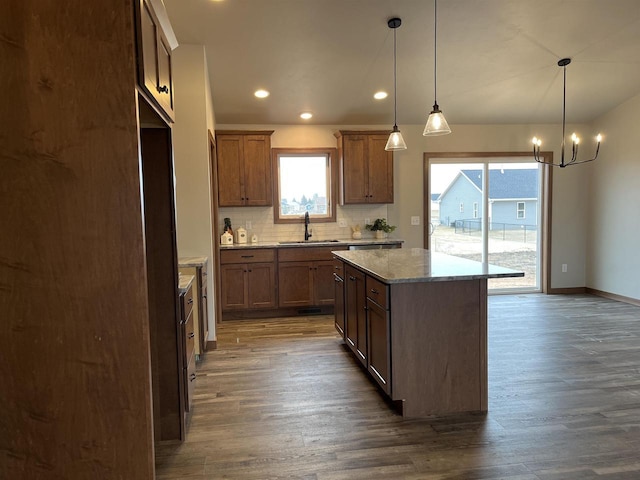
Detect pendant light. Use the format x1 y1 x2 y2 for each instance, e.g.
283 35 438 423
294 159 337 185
423 0 451 136
385 17 407 151
532 58 602 168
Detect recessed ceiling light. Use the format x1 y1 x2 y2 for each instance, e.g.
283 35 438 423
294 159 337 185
300 112 313 120
374 91 388 100
254 89 269 98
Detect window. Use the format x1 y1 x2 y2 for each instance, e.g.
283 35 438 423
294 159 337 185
517 201 525 219
272 148 337 223
459 202 464 213
473 202 479 219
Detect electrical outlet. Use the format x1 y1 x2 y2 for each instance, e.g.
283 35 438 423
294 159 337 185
364 218 371 226
246 221 252 230
562 264 568 273
411 216 420 226
338 219 347 227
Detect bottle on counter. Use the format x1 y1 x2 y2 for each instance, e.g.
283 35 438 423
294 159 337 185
223 217 233 237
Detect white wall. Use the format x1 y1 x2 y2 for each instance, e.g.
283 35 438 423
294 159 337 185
173 44 216 339
220 123 590 289
587 93 640 300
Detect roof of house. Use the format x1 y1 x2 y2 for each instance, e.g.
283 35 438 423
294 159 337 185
450 169 538 200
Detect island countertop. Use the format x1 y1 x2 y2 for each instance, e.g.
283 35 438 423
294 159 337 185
333 249 523 284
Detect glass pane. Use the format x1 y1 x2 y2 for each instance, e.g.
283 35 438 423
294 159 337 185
278 154 329 217
487 163 540 291
430 163 484 261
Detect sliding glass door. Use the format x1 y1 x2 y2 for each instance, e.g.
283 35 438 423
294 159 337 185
427 155 546 293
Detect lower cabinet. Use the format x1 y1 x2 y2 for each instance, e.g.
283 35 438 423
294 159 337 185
278 247 347 307
178 259 209 360
366 297 390 394
180 280 196 413
220 248 276 311
333 258 345 336
345 265 367 366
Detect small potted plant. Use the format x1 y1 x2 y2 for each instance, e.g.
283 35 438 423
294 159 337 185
365 218 396 239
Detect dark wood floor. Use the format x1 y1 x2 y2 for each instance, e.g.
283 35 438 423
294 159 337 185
155 294 640 479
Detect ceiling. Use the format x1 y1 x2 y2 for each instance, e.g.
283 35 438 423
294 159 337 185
164 0 640 126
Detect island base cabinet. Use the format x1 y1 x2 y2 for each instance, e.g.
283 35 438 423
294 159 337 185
366 298 390 395
390 279 487 417
345 265 366 365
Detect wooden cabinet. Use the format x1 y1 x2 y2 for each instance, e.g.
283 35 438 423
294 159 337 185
179 258 209 360
333 259 346 336
220 248 276 310
215 131 274 206
134 0 178 121
366 277 391 395
278 247 347 307
345 265 367 365
179 280 196 413
335 131 394 204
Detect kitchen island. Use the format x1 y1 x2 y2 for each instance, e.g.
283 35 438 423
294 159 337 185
332 249 523 417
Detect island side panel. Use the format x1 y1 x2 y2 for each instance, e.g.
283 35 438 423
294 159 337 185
390 279 487 417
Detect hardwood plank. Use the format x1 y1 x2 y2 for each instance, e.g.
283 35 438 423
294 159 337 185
155 294 640 479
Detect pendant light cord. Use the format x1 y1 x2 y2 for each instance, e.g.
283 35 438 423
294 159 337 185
433 0 438 105
393 25 398 127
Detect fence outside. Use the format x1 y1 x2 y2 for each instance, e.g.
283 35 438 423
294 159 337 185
453 219 537 244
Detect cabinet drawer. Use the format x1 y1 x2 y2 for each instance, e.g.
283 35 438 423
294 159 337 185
333 258 345 278
181 284 194 319
278 246 347 262
366 276 389 310
184 354 196 412
183 310 195 365
221 248 275 264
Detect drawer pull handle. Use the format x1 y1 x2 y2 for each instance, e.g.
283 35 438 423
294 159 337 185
241 255 254 258
189 373 196 381
157 85 169 94
349 276 356 281
188 332 195 339
370 289 379 294
188 298 193 304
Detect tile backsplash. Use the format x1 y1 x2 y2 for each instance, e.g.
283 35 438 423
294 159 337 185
219 205 389 243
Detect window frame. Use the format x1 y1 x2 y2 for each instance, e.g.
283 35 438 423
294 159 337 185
271 147 338 224
516 201 526 219
459 202 464 213
473 202 479 219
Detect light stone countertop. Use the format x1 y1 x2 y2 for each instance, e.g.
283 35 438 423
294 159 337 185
219 238 403 249
178 274 194 294
178 256 208 267
333 249 524 284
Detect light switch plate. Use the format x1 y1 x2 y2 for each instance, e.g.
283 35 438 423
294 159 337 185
246 221 252 230
338 219 347 227
364 218 371 226
411 216 420 226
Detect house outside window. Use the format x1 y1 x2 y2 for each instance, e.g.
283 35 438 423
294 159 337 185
459 202 464 213
517 201 525 219
473 202 478 219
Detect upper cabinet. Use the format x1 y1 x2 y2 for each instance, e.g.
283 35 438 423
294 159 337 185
216 131 274 207
134 0 178 121
335 131 394 204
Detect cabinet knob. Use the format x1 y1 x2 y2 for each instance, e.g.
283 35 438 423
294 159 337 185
157 85 169 94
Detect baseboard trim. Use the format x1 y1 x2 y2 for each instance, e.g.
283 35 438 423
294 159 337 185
547 287 586 295
585 288 640 307
205 340 217 351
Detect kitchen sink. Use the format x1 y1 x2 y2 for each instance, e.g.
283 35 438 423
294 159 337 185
278 239 341 244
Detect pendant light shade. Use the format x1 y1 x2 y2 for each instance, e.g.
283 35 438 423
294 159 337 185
385 125 407 151
385 17 407 152
423 0 451 136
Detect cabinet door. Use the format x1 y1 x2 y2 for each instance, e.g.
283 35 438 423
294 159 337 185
345 266 366 364
278 262 314 307
314 260 337 305
367 298 391 394
247 263 276 309
342 135 368 204
243 135 272 206
367 135 393 203
220 264 248 310
156 33 174 116
216 135 245 207
334 273 345 337
198 267 208 353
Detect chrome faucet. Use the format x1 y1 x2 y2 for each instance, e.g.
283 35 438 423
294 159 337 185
304 211 312 241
